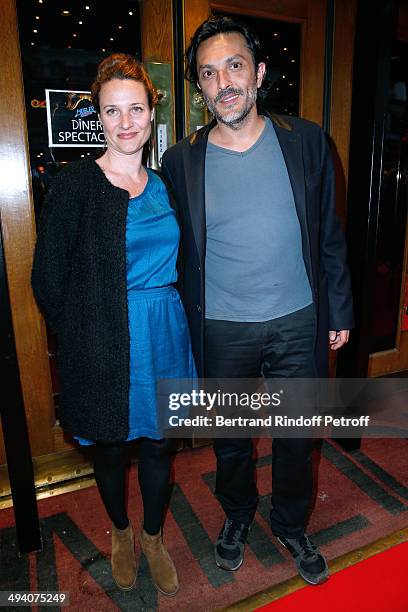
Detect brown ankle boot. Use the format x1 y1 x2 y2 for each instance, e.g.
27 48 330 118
111 522 137 590
139 528 179 596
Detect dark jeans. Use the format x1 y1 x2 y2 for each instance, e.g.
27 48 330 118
205 304 316 539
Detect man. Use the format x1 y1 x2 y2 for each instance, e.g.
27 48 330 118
162 16 353 585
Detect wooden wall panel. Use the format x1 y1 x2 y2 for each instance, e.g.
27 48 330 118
141 0 173 62
330 0 357 227
185 0 210 47
331 0 357 187
211 0 307 21
0 0 55 457
300 0 326 124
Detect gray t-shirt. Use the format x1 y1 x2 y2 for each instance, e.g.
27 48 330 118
204 117 312 321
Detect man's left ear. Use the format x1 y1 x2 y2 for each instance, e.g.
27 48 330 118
256 62 266 88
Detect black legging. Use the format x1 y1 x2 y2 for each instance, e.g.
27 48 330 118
93 438 174 535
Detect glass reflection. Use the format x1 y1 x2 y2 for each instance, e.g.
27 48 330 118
371 39 408 353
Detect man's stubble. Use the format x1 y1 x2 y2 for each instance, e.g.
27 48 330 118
202 83 258 131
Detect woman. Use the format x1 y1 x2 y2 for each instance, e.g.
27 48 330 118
32 54 196 596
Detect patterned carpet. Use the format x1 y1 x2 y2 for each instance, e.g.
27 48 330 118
1 438 408 611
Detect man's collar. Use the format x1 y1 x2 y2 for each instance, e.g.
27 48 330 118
188 109 293 147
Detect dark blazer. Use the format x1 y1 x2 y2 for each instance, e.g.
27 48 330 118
161 113 354 377
31 159 176 443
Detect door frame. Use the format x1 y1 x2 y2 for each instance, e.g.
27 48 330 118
0 0 55 463
368 2 408 377
0 0 358 489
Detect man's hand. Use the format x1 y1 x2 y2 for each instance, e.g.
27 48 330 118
329 330 350 350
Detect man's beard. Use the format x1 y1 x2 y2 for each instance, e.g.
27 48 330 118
203 85 258 130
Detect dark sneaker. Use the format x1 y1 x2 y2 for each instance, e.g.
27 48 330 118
214 519 249 571
277 534 329 585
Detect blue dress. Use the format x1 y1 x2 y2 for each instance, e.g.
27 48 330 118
76 169 196 444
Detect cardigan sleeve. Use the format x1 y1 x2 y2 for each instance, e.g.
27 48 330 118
31 166 83 332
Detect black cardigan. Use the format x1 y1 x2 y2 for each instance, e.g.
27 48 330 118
32 159 173 443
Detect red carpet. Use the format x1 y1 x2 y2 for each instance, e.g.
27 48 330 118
1 438 408 610
256 541 408 612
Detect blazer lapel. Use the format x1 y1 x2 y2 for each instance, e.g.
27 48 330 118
272 120 313 286
183 122 215 263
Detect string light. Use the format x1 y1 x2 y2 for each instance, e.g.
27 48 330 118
78 20 83 24
85 5 90 9
283 47 288 52
73 33 77 37
33 29 38 33
61 10 70 16
282 75 286 79
109 37 114 41
129 11 133 15
35 15 40 20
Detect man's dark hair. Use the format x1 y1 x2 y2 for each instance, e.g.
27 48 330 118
185 15 265 90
